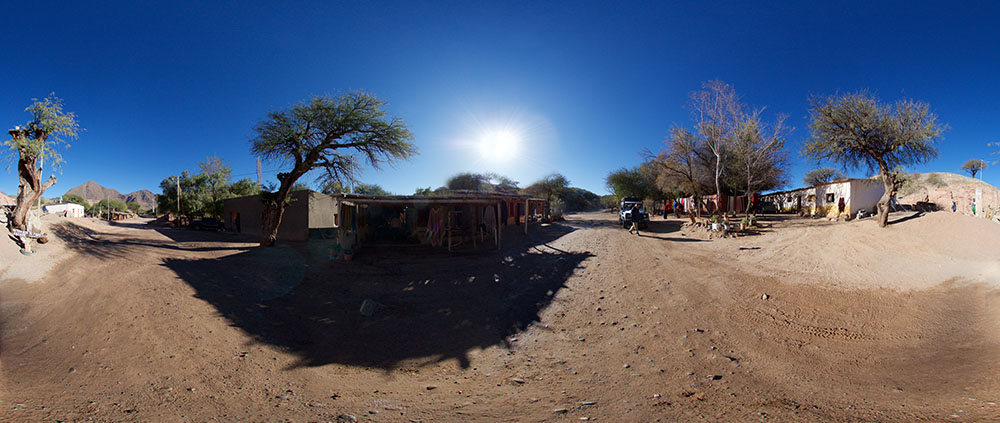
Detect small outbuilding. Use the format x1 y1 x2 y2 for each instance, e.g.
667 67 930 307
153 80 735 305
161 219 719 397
43 203 85 217
762 178 885 217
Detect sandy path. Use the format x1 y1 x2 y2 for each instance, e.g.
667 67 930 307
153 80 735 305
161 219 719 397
1 212 999 421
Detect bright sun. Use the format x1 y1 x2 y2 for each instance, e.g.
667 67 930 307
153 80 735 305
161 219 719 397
477 129 521 162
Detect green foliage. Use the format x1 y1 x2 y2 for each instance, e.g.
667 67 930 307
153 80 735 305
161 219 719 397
960 159 986 178
126 201 142 213
94 198 128 213
251 92 416 190
804 91 944 226
446 172 487 191
62 193 89 208
599 195 618 209
804 91 944 175
230 178 262 196
413 186 434 196
557 187 602 211
525 173 570 203
605 167 655 200
803 167 846 186
321 180 347 195
158 158 263 219
353 183 391 196
291 182 310 191
444 172 519 193
4 94 80 170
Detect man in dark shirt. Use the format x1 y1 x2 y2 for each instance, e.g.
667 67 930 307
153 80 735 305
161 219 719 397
628 203 641 236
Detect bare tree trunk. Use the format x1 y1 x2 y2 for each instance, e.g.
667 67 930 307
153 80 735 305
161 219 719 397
10 156 57 231
258 171 301 247
876 171 896 228
259 200 286 247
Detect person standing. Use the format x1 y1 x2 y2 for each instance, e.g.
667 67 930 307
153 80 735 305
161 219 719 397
838 197 846 218
628 203 641 236
663 202 669 219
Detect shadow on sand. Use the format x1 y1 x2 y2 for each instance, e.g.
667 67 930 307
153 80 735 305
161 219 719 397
162 223 592 370
51 221 250 261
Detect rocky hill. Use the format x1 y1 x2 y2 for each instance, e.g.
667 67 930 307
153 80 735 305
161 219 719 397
65 181 156 210
898 172 1000 216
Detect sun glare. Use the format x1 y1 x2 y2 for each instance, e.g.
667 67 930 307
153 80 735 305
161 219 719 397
477 128 521 162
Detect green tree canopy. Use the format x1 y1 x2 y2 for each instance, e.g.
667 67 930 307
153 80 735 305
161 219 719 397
5 94 81 231
353 183 391 196
960 159 986 178
803 167 847 186
250 91 415 246
605 167 655 201
525 173 570 203
62 193 90 208
804 91 945 227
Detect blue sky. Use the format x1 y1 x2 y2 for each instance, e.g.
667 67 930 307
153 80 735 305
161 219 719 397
2 1 999 198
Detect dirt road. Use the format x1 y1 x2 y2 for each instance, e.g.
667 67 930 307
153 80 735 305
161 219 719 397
2 212 998 421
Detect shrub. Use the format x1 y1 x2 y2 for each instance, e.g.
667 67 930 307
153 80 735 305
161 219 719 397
925 173 946 187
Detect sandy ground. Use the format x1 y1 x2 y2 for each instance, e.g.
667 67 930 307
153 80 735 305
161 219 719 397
2 211 999 422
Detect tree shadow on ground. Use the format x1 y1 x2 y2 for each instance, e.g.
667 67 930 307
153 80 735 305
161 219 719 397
888 211 925 225
162 223 591 370
51 221 251 261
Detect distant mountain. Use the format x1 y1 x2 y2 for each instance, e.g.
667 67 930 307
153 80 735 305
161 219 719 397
124 190 157 209
64 181 156 210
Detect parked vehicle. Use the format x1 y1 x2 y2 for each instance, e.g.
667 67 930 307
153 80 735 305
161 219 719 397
618 197 649 229
191 217 224 231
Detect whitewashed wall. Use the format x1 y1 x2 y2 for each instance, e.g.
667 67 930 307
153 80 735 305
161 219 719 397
849 179 885 213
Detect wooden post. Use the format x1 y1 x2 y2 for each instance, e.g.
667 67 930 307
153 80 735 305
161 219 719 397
524 198 529 234
497 201 502 249
447 211 452 252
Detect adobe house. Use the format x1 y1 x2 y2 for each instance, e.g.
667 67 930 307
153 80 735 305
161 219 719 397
223 190 548 252
762 178 885 217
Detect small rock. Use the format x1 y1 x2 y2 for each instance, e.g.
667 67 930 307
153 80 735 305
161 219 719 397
581 401 596 406
554 408 568 414
68 367 76 373
707 375 723 380
511 378 525 384
577 337 586 342
426 385 437 390
761 294 769 300
653 394 661 399
623 364 630 369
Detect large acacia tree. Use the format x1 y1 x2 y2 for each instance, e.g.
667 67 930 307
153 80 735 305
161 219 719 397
804 92 944 227
4 95 79 231
251 92 415 246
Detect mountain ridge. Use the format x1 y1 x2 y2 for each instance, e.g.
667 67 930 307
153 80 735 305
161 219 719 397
64 181 156 210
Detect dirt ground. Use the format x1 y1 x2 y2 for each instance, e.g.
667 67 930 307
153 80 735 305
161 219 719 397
2 211 999 422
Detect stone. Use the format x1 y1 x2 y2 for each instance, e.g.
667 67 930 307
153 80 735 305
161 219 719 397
761 294 769 300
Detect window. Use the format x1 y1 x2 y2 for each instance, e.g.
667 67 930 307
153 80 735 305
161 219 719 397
807 194 815 202
826 193 835 202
